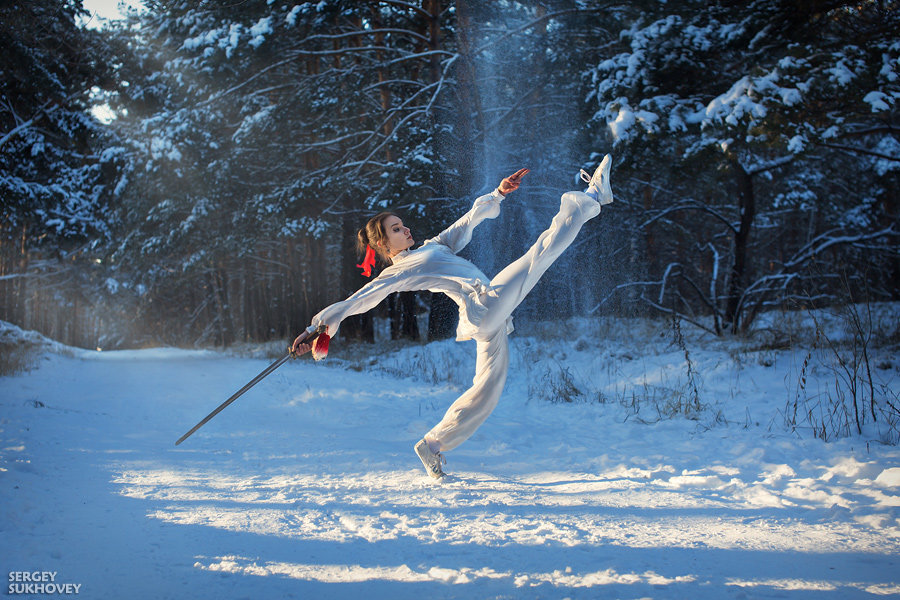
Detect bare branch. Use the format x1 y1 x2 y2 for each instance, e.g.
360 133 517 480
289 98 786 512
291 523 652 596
424 54 457 115
638 202 738 234
0 98 58 150
200 55 297 107
295 28 431 46
384 49 457 67
784 226 898 270
840 125 900 137
473 5 617 56
351 108 427 175
637 295 719 335
816 141 900 162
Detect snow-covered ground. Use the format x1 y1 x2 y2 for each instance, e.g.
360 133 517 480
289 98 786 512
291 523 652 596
1 315 898 599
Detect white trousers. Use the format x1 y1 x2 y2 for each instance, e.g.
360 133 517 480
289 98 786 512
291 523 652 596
426 191 602 451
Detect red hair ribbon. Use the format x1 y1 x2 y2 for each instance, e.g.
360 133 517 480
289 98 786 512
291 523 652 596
357 244 377 277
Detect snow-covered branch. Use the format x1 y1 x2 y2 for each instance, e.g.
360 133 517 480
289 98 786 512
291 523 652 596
0 99 56 151
747 155 795 176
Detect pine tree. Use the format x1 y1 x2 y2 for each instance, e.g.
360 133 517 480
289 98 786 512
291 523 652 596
587 0 899 333
0 0 122 345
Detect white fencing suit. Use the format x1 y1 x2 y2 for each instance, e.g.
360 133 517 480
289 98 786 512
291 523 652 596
311 187 603 452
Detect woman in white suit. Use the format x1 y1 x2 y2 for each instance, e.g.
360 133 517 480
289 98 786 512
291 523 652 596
293 156 614 478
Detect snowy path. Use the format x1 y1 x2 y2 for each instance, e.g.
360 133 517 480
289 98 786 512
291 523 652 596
1 345 898 599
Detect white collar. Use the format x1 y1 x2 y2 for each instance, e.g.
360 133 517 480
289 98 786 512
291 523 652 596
391 249 412 263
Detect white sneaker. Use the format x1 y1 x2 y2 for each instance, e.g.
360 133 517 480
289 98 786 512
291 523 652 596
414 439 445 479
579 154 613 205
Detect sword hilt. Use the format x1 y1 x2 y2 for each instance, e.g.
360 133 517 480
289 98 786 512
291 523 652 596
289 324 326 358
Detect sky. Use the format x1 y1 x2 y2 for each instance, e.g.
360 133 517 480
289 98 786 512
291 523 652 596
80 0 146 122
80 0 144 26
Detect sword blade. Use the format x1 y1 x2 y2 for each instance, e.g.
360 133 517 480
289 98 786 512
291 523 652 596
174 325 324 446
174 352 291 446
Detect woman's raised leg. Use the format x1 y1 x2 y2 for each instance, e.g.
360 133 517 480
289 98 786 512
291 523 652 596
477 189 603 334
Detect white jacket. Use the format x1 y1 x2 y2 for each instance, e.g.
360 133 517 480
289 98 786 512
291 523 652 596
312 189 514 341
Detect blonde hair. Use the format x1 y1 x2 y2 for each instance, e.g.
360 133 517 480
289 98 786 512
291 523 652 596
357 212 399 262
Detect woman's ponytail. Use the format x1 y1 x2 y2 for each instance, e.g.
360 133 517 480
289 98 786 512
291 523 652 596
356 227 377 277
355 212 397 277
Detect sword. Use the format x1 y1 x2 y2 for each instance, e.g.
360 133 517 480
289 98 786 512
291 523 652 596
174 325 325 446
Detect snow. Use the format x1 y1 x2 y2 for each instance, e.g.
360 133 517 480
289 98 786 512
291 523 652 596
787 134 806 153
703 77 769 126
863 91 891 112
880 53 898 82
608 101 636 141
232 106 275 143
872 136 900 175
182 26 226 52
876 468 900 487
149 136 182 162
286 6 301 26
608 99 659 141
249 17 272 49
1 317 898 598
220 24 243 59
778 87 801 106
828 59 857 86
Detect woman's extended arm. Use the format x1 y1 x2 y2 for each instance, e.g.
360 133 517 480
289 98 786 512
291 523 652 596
310 273 404 338
291 271 405 355
431 168 529 254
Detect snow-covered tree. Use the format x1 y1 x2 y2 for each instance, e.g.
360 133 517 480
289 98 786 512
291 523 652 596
103 0 476 344
588 0 899 333
0 1 120 243
0 0 124 344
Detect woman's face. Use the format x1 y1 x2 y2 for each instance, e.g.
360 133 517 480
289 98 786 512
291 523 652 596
381 215 414 256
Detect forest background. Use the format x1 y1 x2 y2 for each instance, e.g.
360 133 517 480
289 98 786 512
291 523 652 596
1 0 898 350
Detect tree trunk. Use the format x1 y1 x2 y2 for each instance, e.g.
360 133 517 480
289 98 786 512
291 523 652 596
372 5 394 163
389 291 420 341
725 160 755 333
425 0 442 83
18 223 29 329
454 0 486 194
